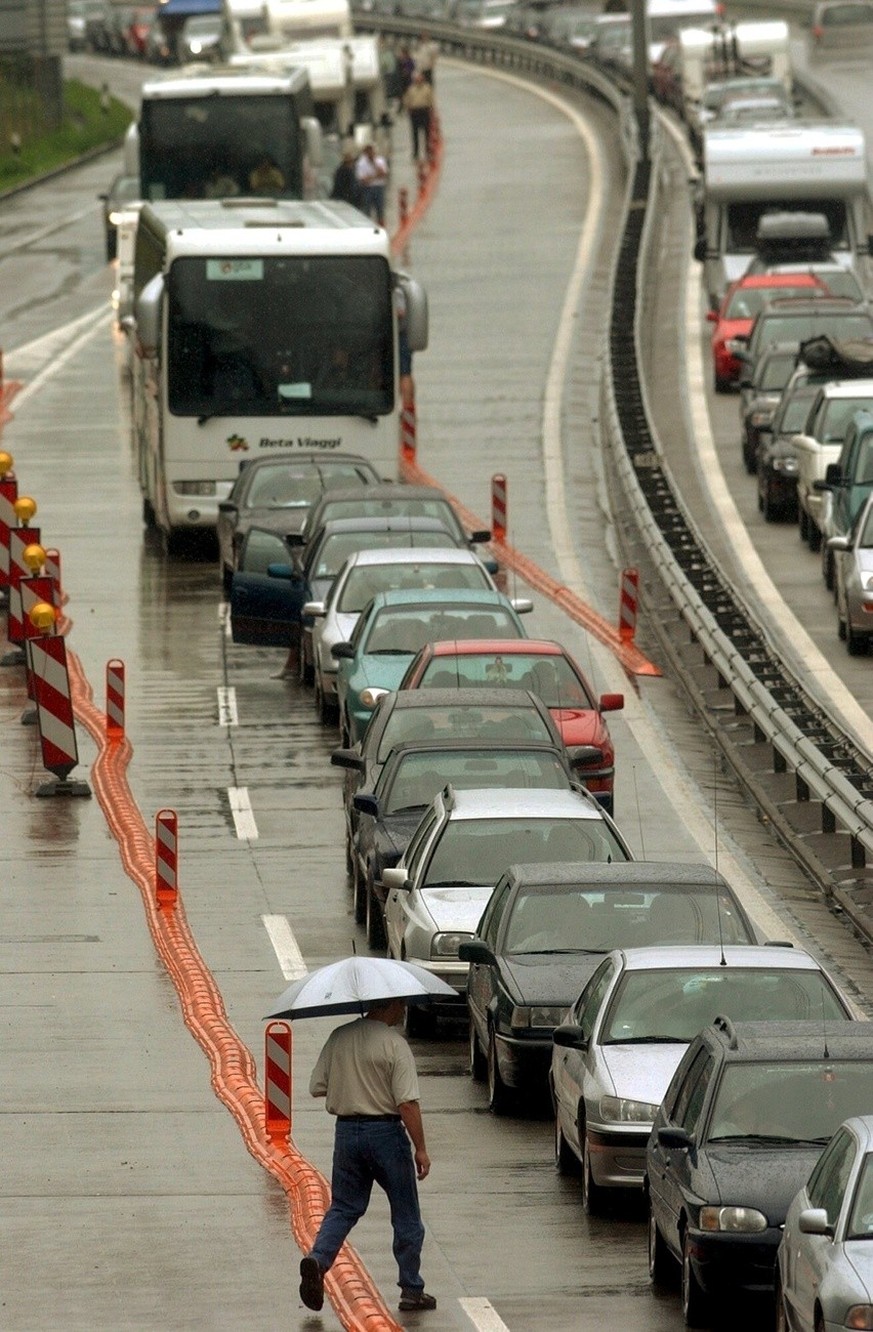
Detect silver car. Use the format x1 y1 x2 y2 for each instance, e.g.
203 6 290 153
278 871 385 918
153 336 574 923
551 945 853 1213
831 490 873 655
304 546 497 722
381 785 632 1035
778 1114 873 1332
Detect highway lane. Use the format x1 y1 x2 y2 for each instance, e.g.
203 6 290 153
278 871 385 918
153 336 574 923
4 48 873 1332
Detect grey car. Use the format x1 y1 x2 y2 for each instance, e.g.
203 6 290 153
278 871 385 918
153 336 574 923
551 945 853 1214
777 1114 873 1332
831 489 873 655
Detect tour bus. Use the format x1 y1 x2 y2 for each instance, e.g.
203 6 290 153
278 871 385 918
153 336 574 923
221 0 352 51
129 199 428 549
124 65 323 204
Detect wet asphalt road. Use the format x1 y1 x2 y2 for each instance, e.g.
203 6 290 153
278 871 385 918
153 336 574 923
3 42 873 1332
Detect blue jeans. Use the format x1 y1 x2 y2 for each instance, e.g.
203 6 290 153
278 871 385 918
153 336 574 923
310 1119 425 1292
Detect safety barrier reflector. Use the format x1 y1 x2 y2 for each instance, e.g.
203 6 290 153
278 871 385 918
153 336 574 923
6 524 40 646
106 658 125 739
265 1021 293 1141
155 809 178 909
0 474 17 589
619 567 639 643
491 473 507 543
28 633 79 778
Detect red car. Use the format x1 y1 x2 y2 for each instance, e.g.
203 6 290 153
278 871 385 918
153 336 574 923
397 638 624 813
708 272 827 392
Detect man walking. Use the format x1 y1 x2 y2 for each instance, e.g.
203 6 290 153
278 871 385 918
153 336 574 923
299 997 437 1314
403 71 434 162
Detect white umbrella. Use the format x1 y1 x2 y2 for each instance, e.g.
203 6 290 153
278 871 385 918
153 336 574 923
265 955 457 1020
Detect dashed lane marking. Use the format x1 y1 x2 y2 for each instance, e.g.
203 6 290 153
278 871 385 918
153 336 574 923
459 1297 511 1331
228 786 258 840
262 914 309 981
217 686 238 727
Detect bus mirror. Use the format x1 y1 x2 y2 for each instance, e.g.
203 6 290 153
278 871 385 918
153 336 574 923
123 121 140 178
302 117 323 170
135 273 164 358
397 273 428 352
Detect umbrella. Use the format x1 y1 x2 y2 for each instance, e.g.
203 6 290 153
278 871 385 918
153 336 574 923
265 955 457 1020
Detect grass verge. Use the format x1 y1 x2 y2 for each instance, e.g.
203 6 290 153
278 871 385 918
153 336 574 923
0 80 129 192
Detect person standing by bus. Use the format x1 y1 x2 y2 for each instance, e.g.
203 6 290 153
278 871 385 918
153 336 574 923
355 143 389 227
403 72 434 162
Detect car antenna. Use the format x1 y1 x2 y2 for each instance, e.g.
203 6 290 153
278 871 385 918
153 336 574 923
631 764 647 859
714 751 726 967
820 977 830 1061
454 640 460 689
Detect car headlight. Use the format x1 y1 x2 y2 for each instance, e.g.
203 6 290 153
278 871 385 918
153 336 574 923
845 1307 873 1331
430 932 473 958
699 1206 767 1233
749 411 772 428
172 480 217 496
510 1005 566 1030
771 457 798 474
599 1095 659 1123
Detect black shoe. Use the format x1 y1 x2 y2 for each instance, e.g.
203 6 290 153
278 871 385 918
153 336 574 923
299 1256 325 1312
399 1289 437 1311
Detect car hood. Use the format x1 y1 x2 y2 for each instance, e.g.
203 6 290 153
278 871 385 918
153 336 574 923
854 548 873 579
419 886 494 932
704 1142 823 1221
844 1244 873 1300
499 953 605 1006
327 610 359 647
355 653 415 694
551 708 605 751
601 1043 688 1107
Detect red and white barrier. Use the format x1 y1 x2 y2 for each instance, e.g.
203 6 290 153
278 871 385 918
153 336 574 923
0 470 17 591
400 401 416 460
491 473 507 543
264 1020 293 1141
28 632 90 797
3 524 40 657
155 809 178 909
106 658 125 739
398 186 408 225
619 567 639 643
44 547 65 606
21 574 56 711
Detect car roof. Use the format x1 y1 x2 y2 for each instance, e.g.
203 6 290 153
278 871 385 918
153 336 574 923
704 1020 873 1060
443 786 605 820
237 453 378 473
815 380 873 399
383 737 564 761
759 296 862 314
313 517 455 537
732 273 822 290
374 687 550 713
499 861 730 889
842 1116 873 1150
368 588 512 609
427 638 564 657
310 483 448 504
613 944 821 972
341 547 481 567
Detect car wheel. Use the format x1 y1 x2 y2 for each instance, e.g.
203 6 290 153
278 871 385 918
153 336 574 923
847 618 868 657
300 639 314 687
763 485 778 522
799 507 809 542
221 563 234 596
487 1027 513 1115
554 1111 577 1175
105 229 117 262
774 1274 789 1332
365 870 386 949
824 549 835 592
838 610 847 641
142 496 156 528
581 1124 606 1215
314 672 337 724
809 524 822 553
647 1194 673 1287
352 859 366 924
714 373 730 394
469 1019 487 1082
405 1003 435 1039
681 1230 709 1328
743 438 757 475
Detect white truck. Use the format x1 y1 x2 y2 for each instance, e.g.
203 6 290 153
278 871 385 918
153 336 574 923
679 21 791 112
694 121 873 309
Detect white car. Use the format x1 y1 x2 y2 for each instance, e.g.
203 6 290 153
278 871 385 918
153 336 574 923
793 379 873 550
380 785 632 1035
551 945 854 1213
303 546 497 722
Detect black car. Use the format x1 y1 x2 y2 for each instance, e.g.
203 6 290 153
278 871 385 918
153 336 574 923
331 688 564 886
460 862 759 1115
299 482 491 550
756 375 818 521
739 344 800 474
216 453 380 593
352 738 577 948
646 1018 873 1327
97 172 140 262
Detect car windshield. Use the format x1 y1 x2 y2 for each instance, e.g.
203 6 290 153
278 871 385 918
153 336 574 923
601 968 846 1046
422 816 628 888
341 563 489 616
243 461 373 508
314 530 455 578
857 504 873 546
311 497 464 540
239 529 289 573
363 606 518 654
775 387 818 434
382 750 569 813
757 355 798 392
813 270 865 300
820 2 873 25
821 398 873 443
418 651 592 706
503 888 752 955
375 705 554 760
708 1060 873 1143
847 1154 873 1239
726 287 817 320
754 314 873 354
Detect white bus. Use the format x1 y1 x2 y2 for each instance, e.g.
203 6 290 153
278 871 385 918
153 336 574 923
129 198 428 548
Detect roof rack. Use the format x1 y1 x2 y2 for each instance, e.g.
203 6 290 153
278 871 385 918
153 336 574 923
712 1014 739 1050
442 783 456 811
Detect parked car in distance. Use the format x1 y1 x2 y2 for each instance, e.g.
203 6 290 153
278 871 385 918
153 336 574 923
353 738 578 947
830 488 873 654
709 273 825 393
67 0 88 50
463 861 758 1114
646 1019 873 1327
777 1114 873 1332
179 13 221 60
818 408 873 591
810 0 873 53
398 637 623 812
299 482 491 550
98 172 140 262
738 297 873 382
558 949 853 1217
380 785 633 1034
740 344 801 474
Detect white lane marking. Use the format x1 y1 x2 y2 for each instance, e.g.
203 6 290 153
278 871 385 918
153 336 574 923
657 112 873 758
459 1297 511 1332
8 305 109 409
217 686 238 727
218 601 233 638
262 914 309 980
463 65 603 600
228 786 259 840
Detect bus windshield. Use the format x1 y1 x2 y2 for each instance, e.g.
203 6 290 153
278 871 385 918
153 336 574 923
140 95 303 201
167 255 394 418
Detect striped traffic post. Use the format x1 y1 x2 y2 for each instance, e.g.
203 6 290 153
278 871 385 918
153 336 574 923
155 809 178 910
619 567 639 644
400 399 416 461
264 1020 293 1141
2 511 40 664
0 452 16 596
29 630 91 797
21 570 56 720
398 186 408 225
491 473 507 543
106 658 125 740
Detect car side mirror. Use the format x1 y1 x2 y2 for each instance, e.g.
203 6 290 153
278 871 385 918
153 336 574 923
381 866 411 891
825 463 842 486
827 535 851 553
706 309 717 324
657 1126 694 1151
353 792 379 817
218 500 237 513
693 237 707 263
482 558 499 574
511 597 534 614
331 641 355 660
458 938 495 965
567 744 604 767
267 562 295 580
468 529 492 543
599 692 624 713
330 747 365 771
286 533 306 547
798 1207 833 1237
302 600 326 618
552 1023 588 1051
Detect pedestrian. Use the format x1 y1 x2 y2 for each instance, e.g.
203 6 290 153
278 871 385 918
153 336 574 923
403 71 434 162
355 142 389 227
298 997 437 1314
396 43 415 104
414 31 439 86
330 143 364 209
